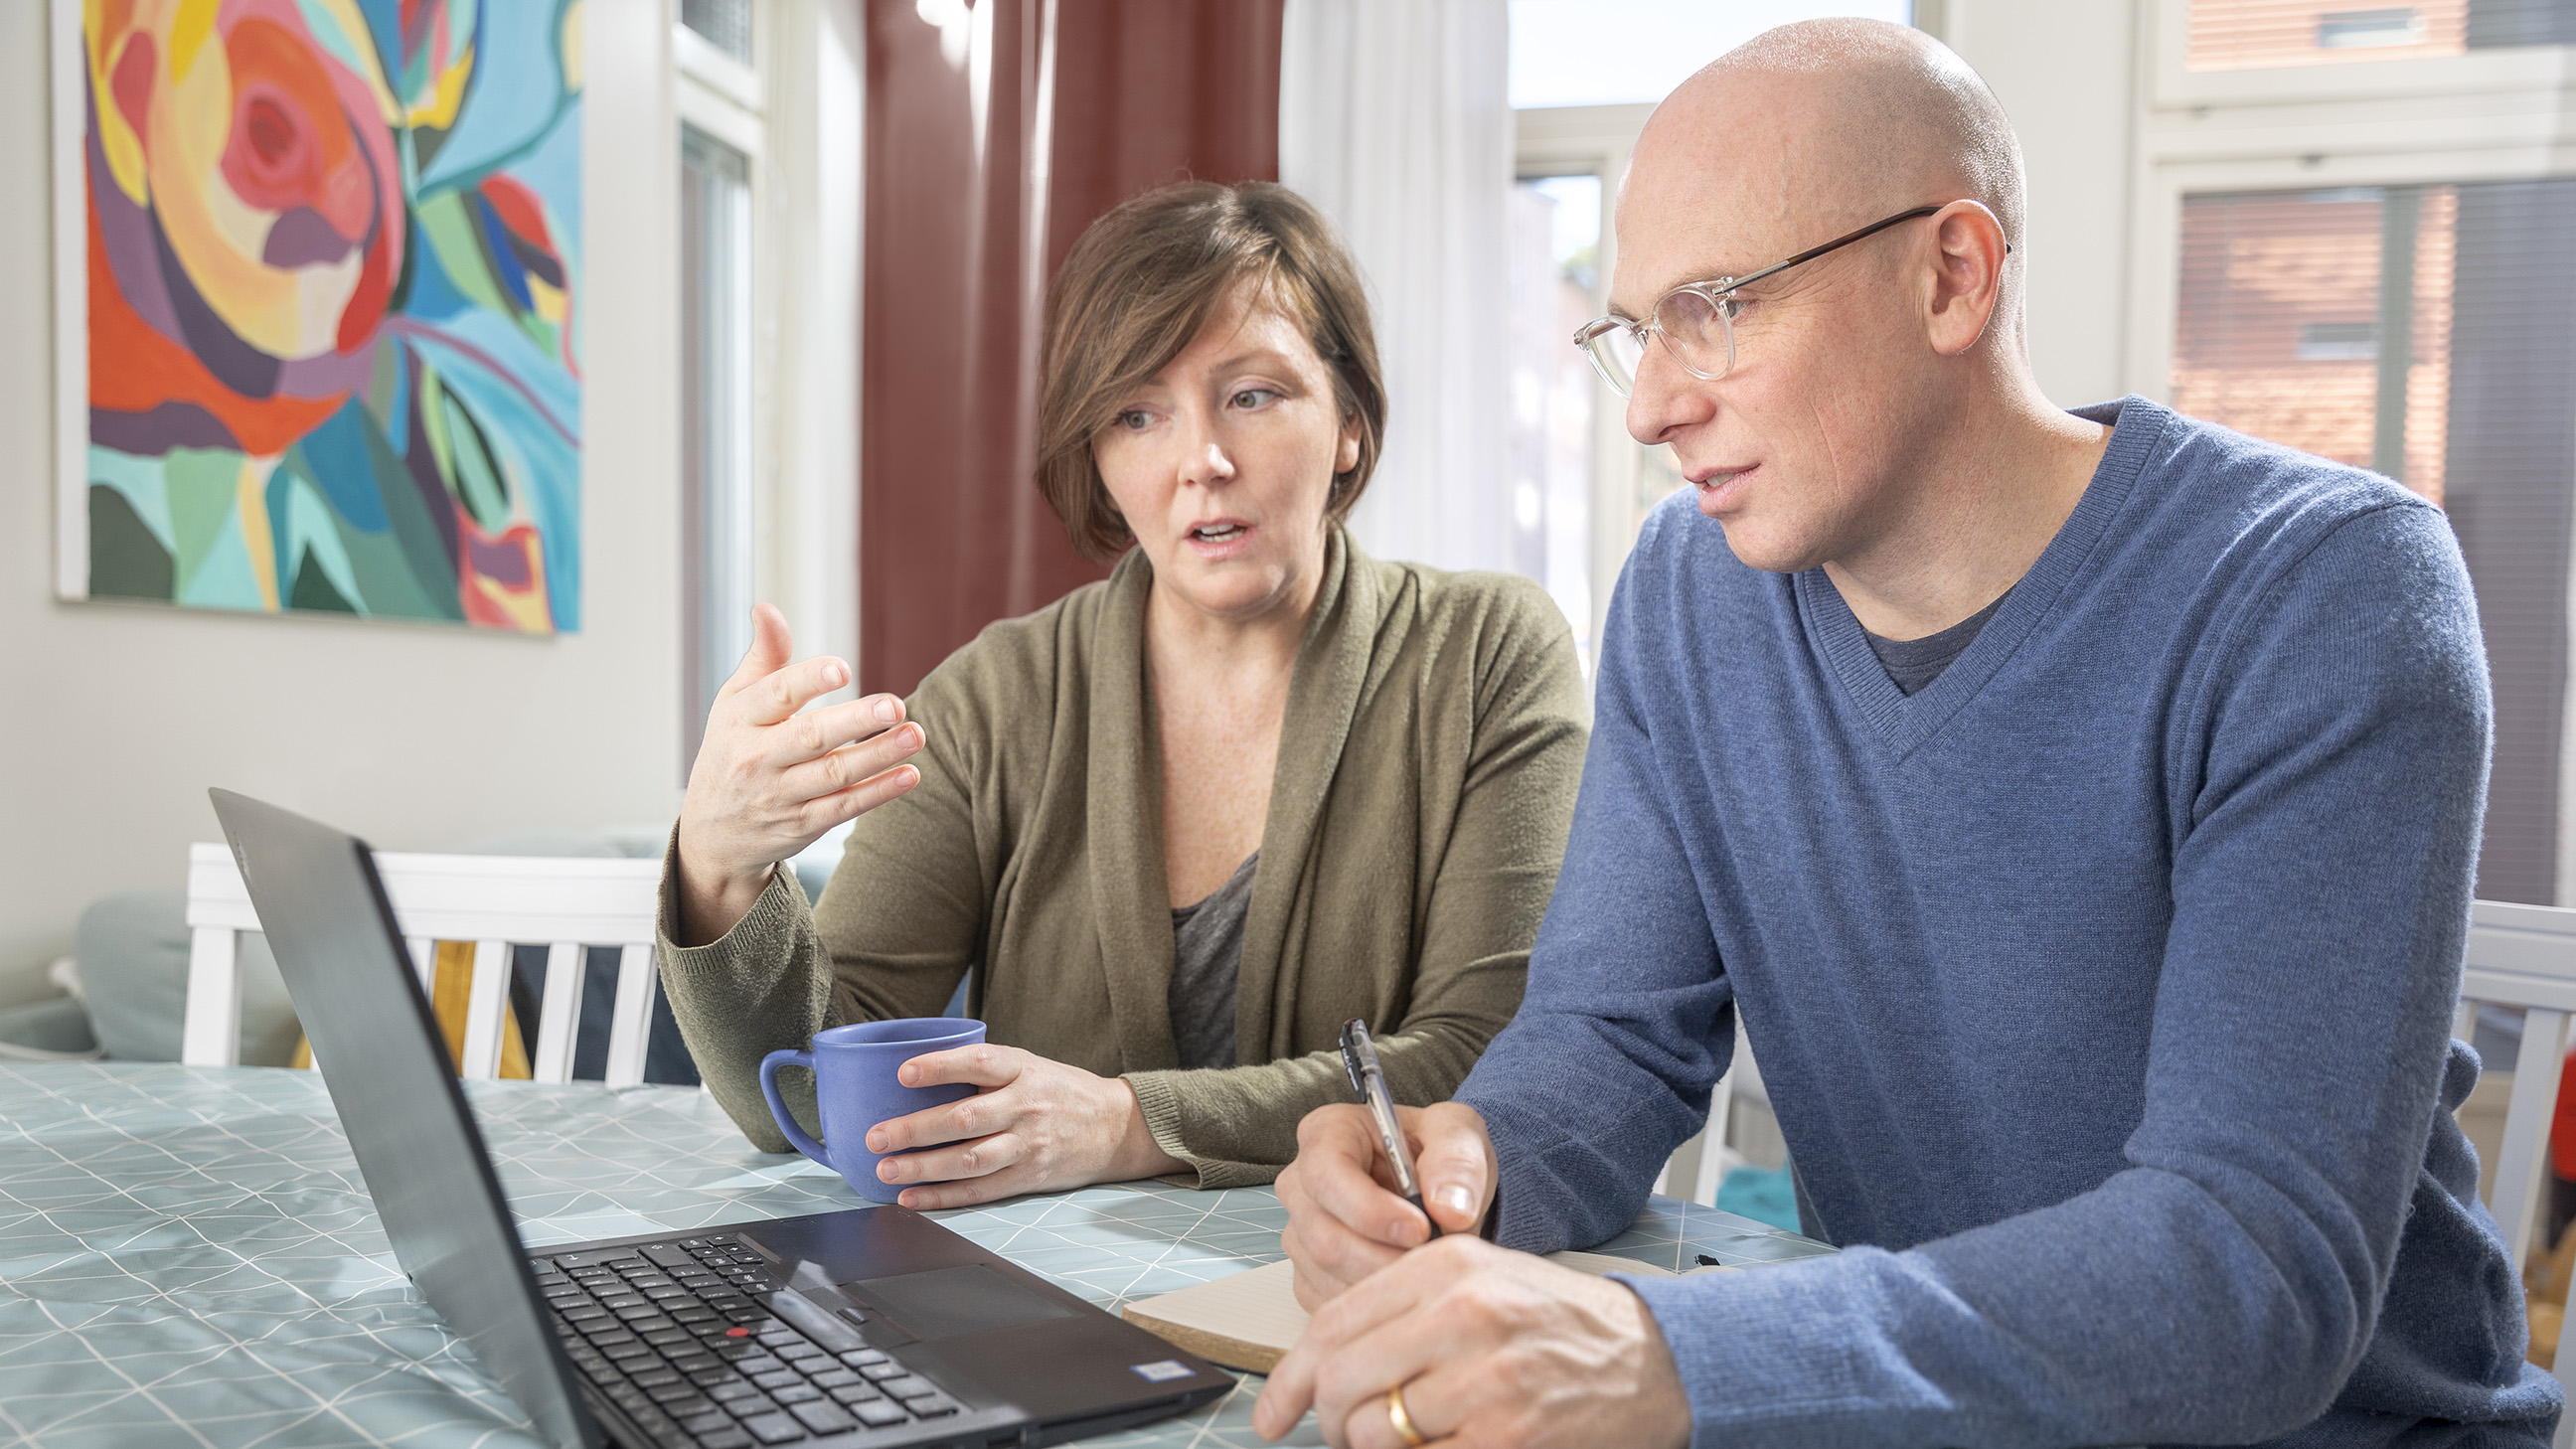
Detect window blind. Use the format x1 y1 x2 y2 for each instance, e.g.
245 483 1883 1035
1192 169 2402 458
2186 0 2576 70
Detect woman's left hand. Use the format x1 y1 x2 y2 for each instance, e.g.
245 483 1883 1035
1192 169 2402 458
865 1044 1188 1208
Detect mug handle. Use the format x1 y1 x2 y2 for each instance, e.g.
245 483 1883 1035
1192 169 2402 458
757 1049 831 1164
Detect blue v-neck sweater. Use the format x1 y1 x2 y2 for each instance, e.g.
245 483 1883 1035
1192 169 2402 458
1458 398 2556 1446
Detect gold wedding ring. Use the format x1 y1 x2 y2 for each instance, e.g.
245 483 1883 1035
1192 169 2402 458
1385 1382 1429 1448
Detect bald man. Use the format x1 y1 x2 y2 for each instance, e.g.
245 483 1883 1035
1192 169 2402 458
1252 19 2554 1449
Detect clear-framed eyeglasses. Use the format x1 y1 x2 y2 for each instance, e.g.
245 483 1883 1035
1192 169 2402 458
1573 204 2003 397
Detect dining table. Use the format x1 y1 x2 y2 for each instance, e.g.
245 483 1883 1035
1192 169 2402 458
0 1060 1835 1447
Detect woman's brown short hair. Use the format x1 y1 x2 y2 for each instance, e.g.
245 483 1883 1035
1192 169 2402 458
1037 181 1386 563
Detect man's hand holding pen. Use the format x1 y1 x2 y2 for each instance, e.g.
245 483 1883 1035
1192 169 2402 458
1276 1099 1495 1308
1257 1096 1691 1449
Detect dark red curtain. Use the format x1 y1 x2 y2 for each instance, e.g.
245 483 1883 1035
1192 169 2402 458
860 0 1287 698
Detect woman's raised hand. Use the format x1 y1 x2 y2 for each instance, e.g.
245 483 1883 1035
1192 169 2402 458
674 603 924 944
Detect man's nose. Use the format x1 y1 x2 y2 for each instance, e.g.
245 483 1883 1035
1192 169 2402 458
1624 341 1715 446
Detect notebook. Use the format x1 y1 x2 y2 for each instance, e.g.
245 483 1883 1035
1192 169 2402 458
1121 1251 1735 1372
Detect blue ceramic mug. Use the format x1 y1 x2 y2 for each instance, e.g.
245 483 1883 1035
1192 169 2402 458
758 1018 986 1203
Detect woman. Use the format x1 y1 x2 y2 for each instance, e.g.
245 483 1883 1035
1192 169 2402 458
660 181 1586 1208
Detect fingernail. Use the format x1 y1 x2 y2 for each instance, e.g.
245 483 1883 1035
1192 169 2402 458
824 662 847 688
1438 1185 1474 1216
874 697 897 723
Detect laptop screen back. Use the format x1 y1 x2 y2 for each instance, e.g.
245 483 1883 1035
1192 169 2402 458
210 789 596 1449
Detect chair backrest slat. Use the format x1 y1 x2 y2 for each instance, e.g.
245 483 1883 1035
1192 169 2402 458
602 943 660 1088
182 843 662 1086
458 940 514 1079
531 940 588 1083
181 926 241 1067
2496 1007 2570 1274
185 846 261 931
2459 898 2576 1432
2464 901 2576 1271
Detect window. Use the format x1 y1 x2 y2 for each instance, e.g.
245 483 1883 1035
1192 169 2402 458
2141 0 2576 903
676 11 767 774
2172 186 2453 501
667 3 863 779
1508 175 1602 669
2177 177 2576 904
683 0 754 63
681 125 755 772
1513 107 1649 662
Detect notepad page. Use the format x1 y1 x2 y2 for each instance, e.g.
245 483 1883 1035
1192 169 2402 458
1129 1258 1310 1357
1121 1249 1730 1372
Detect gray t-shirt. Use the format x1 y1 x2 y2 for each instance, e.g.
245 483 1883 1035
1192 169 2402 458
1168 854 1257 1070
1863 592 2009 696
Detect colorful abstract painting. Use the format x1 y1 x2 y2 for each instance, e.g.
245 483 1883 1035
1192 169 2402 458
61 0 583 633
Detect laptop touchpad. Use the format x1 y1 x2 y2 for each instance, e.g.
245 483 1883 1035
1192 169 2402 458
849 1264 1076 1342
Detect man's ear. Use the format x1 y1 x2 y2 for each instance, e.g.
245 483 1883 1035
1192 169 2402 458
1923 200 2008 358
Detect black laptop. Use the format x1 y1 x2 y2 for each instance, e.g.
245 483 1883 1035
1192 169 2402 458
209 788 1232 1449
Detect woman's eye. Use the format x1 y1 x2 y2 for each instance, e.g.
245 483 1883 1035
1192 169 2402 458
1230 389 1280 409
1114 408 1153 430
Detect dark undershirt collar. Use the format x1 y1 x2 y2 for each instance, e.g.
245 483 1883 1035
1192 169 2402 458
1862 590 2011 697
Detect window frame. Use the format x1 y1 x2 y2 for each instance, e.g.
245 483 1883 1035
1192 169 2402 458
676 17 770 775
669 0 865 776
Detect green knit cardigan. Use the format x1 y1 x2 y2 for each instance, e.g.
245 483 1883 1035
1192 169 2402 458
656 530 1589 1187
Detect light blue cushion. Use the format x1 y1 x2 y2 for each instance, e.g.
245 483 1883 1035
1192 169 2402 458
77 888 302 1066
0 997 99 1056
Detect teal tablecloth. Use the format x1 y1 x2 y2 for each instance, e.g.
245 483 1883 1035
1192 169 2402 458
0 1062 1831 1447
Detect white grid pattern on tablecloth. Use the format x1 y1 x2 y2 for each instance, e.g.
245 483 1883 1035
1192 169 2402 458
0 1063 1828 1448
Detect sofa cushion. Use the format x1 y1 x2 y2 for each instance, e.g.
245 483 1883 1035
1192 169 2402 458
78 888 302 1066
0 996 101 1058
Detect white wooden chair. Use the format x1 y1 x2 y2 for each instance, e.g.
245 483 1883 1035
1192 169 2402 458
2460 897 2576 1442
184 843 666 1086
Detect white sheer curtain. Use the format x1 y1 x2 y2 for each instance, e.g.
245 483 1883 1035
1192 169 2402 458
1278 0 1517 574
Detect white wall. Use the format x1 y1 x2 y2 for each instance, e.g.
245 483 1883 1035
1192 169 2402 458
0 5 688 1004
1926 0 2143 407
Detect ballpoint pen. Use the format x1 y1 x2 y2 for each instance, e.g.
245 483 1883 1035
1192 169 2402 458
1338 1018 1427 1223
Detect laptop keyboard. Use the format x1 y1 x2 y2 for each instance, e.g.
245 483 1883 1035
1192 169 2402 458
535 1235 968 1448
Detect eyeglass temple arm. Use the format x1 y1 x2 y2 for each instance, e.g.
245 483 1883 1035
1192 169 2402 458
1724 206 1940 291
1723 203 2010 294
